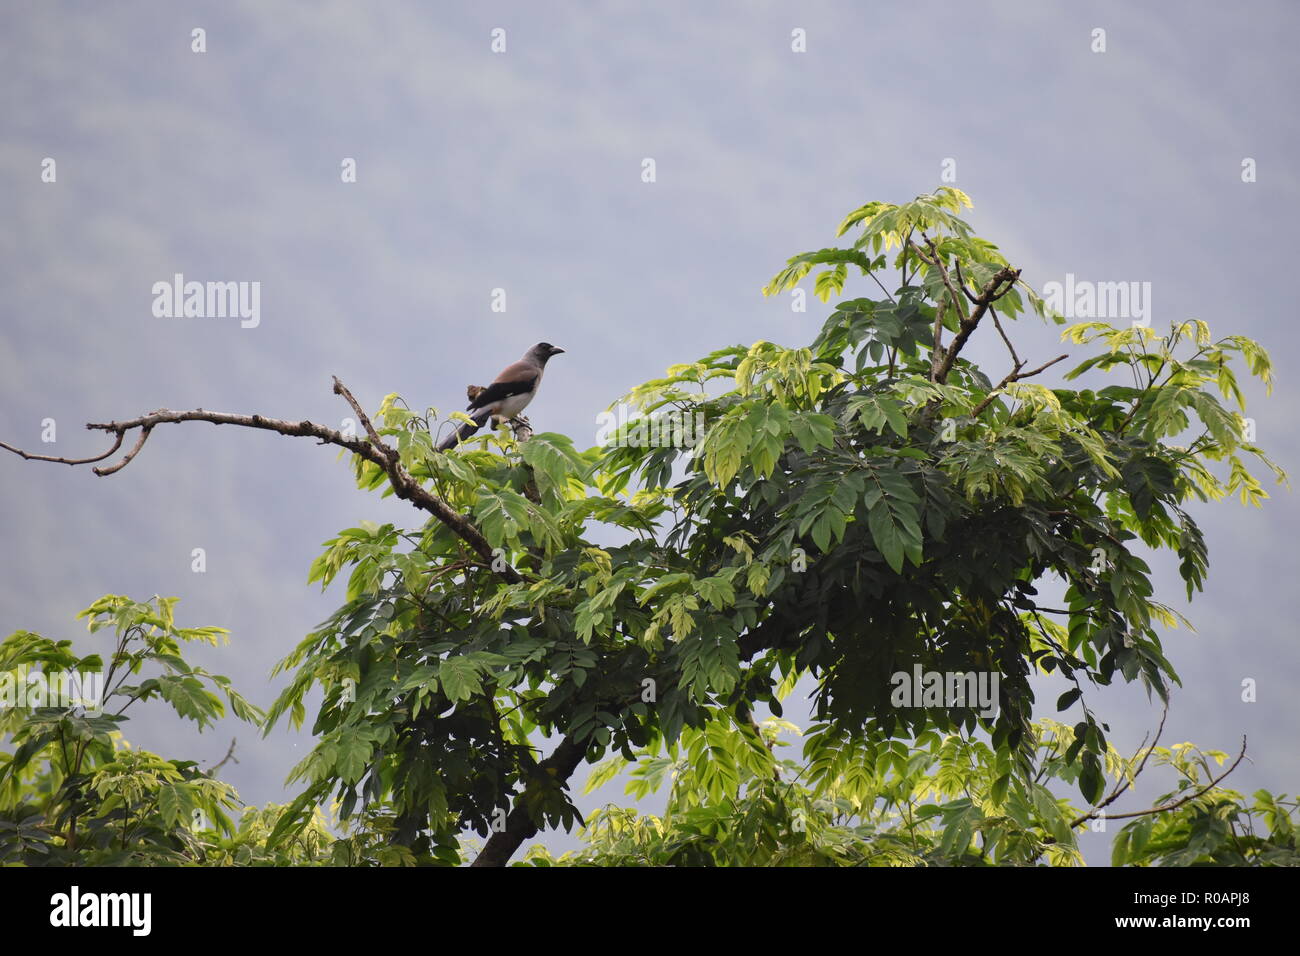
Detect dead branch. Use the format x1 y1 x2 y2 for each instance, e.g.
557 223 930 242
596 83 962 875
1069 707 1167 824
0 430 125 466
1067 733 1248 831
931 264 1022 384
969 354 1069 418
1 378 524 583
208 738 239 776
988 305 1020 369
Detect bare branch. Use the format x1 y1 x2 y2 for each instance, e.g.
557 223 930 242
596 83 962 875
95 425 154 476
331 377 389 464
969 354 1068 418
932 265 1021 384
950 258 978 304
1071 707 1167 823
0 430 125 466
3 380 525 584
75 406 376 460
1067 733 1247 831
989 305 1020 369
207 738 239 776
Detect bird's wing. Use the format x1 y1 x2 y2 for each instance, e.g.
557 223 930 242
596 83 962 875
468 361 540 410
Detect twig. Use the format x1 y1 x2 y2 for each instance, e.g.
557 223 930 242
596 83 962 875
950 258 978 304
208 738 239 775
969 354 1069 417
1069 707 1167 825
931 265 1021 384
95 425 154 476
867 271 897 305
332 377 390 465
0 430 125 466
1099 741 1248 822
1066 730 1247 830
910 236 965 377
989 305 1020 369
2 379 526 584
912 235 970 321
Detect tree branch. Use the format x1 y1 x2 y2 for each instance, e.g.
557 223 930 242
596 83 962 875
1 379 524 583
207 738 239 776
950 258 978 304
931 265 1021 384
331 377 391 465
910 236 967 378
470 734 588 867
988 305 1020 369
1068 707 1167 825
0 430 125 466
1066 733 1247 830
911 235 970 319
969 354 1069 418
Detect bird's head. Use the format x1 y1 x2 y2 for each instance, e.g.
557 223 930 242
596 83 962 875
529 342 566 363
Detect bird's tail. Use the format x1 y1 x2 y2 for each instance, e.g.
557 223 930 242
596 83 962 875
437 409 492 451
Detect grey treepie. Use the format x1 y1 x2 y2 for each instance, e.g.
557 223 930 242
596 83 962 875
436 342 565 451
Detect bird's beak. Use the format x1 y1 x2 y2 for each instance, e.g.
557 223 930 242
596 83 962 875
550 346 566 355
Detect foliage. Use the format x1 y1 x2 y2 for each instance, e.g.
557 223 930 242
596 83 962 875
0 595 254 864
0 596 435 865
4 599 1292 865
1111 744 1299 867
2 189 1288 866
258 188 1285 861
524 717 1299 867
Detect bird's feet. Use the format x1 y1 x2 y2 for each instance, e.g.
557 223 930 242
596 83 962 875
509 416 533 443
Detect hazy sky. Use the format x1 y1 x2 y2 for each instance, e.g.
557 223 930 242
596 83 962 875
2 0 1296 862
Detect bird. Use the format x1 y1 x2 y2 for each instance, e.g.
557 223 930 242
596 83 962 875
437 342 565 451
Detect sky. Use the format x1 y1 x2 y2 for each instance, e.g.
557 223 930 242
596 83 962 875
1 0 1297 863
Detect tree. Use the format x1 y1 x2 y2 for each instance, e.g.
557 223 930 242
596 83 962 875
534 716 1297 867
5 602 1293 866
1 188 1288 866
0 595 255 864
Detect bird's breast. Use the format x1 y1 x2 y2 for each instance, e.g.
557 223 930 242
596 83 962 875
494 391 534 420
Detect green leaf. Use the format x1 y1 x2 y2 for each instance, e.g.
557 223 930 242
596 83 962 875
438 657 483 702
1121 455 1176 521
862 465 922 573
1079 754 1104 804
1056 688 1082 711
334 731 373 785
789 413 836 454
846 394 909 438
520 433 588 499
157 675 221 727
